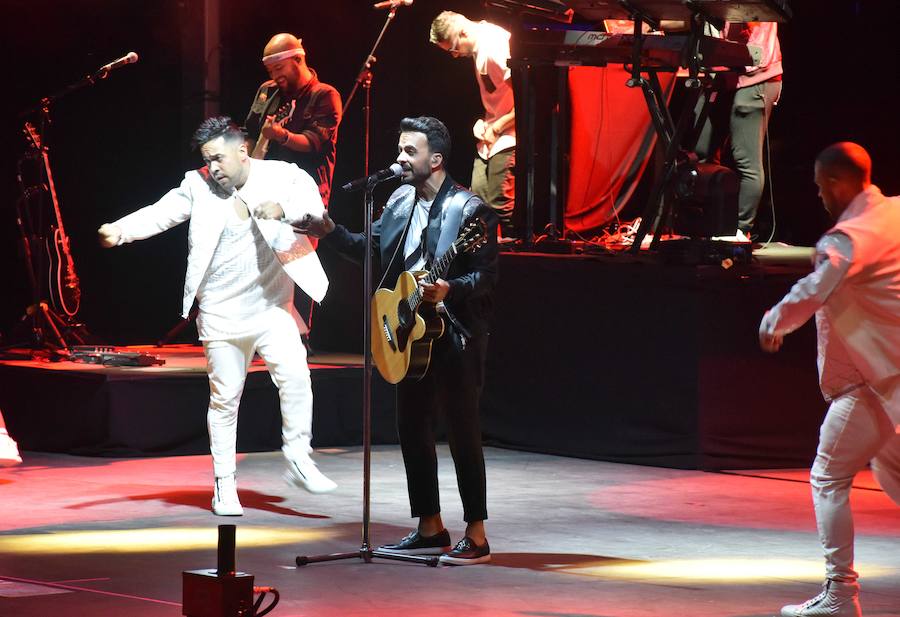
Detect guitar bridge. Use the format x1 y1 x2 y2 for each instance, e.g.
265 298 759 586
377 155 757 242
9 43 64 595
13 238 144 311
382 316 397 351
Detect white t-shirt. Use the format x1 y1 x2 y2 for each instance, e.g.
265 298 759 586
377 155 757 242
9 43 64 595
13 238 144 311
195 199 294 340
472 21 516 159
403 196 434 272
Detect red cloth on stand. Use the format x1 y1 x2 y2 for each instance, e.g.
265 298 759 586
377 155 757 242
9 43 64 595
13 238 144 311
565 66 674 233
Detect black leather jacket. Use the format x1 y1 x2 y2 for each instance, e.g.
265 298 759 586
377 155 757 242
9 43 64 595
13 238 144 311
324 175 499 337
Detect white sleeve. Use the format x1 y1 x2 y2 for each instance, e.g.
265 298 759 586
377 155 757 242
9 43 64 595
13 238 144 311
485 38 512 84
760 232 853 336
114 176 193 243
280 164 325 223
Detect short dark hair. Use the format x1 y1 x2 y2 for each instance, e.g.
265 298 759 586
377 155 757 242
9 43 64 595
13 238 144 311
816 142 871 183
399 116 451 163
191 116 247 150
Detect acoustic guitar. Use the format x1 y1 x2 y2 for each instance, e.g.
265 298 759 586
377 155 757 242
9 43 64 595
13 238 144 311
371 217 488 384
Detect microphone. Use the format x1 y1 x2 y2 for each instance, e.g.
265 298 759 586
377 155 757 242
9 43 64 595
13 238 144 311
98 52 139 74
373 0 413 9
342 163 403 192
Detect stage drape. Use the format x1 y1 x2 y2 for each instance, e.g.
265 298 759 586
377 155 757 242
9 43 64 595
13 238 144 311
565 66 675 232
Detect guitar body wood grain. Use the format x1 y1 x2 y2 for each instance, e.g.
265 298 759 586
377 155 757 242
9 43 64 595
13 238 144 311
371 271 431 384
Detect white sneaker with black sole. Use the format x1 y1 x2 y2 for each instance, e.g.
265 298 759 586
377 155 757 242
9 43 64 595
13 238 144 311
211 473 243 516
284 457 337 494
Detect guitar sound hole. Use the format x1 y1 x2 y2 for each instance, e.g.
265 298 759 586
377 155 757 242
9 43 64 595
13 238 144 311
396 302 414 352
397 302 413 331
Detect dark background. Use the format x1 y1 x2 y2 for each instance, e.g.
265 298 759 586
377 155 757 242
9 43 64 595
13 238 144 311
2 0 899 350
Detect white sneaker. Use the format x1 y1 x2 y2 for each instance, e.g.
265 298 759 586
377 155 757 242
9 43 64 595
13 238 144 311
211 473 243 516
0 433 22 467
283 457 337 494
781 580 861 617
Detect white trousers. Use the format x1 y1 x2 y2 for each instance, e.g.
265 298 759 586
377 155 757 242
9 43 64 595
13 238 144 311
810 384 900 582
203 307 313 478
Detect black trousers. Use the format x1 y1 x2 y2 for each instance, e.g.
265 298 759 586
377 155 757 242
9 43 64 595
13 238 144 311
396 330 488 523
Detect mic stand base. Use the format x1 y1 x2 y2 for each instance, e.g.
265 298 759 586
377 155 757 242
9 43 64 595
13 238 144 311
295 178 435 569
296 547 439 568
2 301 89 357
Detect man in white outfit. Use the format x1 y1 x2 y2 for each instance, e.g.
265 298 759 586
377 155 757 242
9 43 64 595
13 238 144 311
0 408 22 467
760 142 900 617
98 116 336 516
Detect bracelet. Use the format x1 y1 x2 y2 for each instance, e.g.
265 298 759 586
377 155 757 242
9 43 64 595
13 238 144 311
280 129 291 145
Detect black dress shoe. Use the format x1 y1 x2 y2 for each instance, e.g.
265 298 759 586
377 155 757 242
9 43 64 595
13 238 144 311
438 536 491 565
377 529 451 555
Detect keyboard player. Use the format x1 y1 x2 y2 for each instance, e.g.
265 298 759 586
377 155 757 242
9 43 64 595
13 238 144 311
693 21 783 241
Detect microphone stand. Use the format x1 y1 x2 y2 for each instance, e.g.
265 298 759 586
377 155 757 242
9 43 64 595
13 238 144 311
18 63 121 120
296 5 437 568
343 5 400 115
7 61 122 353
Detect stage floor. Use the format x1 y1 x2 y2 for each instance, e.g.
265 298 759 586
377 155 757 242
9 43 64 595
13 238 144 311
1 446 898 617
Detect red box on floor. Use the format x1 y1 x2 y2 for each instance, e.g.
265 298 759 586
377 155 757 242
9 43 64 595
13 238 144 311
182 569 254 617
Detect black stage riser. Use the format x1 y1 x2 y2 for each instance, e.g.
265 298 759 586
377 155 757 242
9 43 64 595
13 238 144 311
2 254 823 471
0 366 397 457
480 253 824 470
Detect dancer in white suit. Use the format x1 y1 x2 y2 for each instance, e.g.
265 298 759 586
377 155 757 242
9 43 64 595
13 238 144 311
98 116 336 516
760 142 900 617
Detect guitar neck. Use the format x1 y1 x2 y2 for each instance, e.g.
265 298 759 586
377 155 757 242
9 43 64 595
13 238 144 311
251 134 270 160
428 244 458 283
40 149 68 238
407 244 459 307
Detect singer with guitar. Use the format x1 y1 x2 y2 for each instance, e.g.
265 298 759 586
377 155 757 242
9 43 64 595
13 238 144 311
298 117 499 565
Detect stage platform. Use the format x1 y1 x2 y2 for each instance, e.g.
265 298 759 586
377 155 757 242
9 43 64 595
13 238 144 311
1 250 823 470
480 251 824 470
1 446 898 617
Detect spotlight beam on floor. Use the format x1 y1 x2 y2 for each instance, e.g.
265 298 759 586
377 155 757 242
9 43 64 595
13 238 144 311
0 527 333 555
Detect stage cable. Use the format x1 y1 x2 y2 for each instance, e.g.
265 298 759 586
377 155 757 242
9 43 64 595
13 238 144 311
761 85 779 247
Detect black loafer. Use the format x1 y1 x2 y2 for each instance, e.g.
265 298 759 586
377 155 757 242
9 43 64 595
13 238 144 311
438 536 491 565
377 529 452 555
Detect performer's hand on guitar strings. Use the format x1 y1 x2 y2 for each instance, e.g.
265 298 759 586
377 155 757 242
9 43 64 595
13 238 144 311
254 200 285 220
97 223 122 248
294 211 335 237
419 278 450 304
260 114 285 141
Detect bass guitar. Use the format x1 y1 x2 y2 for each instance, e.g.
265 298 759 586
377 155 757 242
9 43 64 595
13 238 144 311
371 217 488 384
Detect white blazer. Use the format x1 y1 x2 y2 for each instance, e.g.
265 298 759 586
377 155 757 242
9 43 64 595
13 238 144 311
114 159 329 318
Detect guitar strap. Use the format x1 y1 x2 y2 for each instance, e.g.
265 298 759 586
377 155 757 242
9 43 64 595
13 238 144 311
374 195 417 291
434 188 475 262
434 187 477 342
